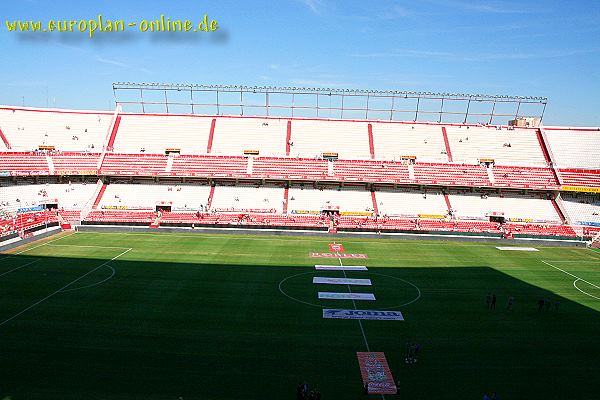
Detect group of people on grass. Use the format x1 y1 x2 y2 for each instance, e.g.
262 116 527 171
296 382 321 400
486 292 560 312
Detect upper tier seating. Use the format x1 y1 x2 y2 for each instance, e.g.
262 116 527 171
414 163 490 186
560 193 600 225
492 165 558 189
0 152 49 175
559 169 600 188
252 157 328 180
544 129 600 168
449 192 561 222
97 183 212 210
101 153 168 176
52 152 100 174
0 108 111 151
211 118 287 157
113 114 213 154
371 123 447 162
287 186 372 214
446 126 547 165
333 160 410 183
170 155 248 178
211 185 284 213
291 120 371 159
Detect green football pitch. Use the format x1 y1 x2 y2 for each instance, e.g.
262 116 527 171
0 231 599 400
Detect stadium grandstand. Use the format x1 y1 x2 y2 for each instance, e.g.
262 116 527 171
1 84 599 248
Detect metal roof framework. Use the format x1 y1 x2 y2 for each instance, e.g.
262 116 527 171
113 82 547 124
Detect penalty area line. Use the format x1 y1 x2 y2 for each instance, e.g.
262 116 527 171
0 231 78 260
0 247 132 328
540 260 600 290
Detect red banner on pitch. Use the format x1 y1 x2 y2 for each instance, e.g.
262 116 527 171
357 352 397 395
310 252 368 259
329 243 345 253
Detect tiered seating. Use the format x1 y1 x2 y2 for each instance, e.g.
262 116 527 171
376 189 448 217
449 193 561 222
101 153 168 176
371 123 447 162
211 118 287 156
211 185 284 213
333 160 410 183
287 186 372 215
336 216 417 230
0 210 58 237
97 183 212 210
86 210 156 223
52 152 100 174
0 152 49 175
414 163 490 186
160 212 330 228
559 169 600 187
58 210 81 222
446 126 547 165
561 193 600 225
493 165 558 189
170 155 248 177
504 223 576 237
113 114 213 154
252 157 328 180
0 108 110 151
291 120 371 159
544 129 600 168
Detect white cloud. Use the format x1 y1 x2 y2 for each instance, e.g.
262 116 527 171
297 0 325 14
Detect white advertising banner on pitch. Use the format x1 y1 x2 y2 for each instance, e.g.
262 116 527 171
318 292 376 300
323 309 404 321
496 247 539 251
315 265 368 271
313 277 372 286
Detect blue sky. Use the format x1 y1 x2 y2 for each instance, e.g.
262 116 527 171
1 0 599 126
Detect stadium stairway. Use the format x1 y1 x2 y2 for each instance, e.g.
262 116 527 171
283 187 289 214
106 115 121 151
368 123 375 159
370 191 379 215
207 186 216 209
444 194 453 215
149 216 161 228
552 195 568 224
207 118 216 153
93 183 108 208
537 128 563 185
0 126 11 149
441 127 453 162
486 166 495 184
45 155 55 175
286 121 292 156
